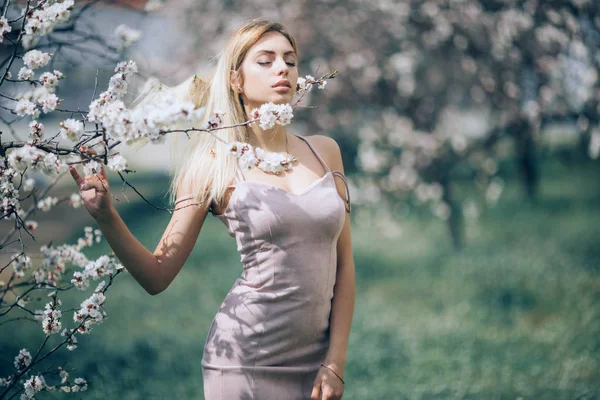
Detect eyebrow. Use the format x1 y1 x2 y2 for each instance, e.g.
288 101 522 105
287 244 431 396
255 50 297 57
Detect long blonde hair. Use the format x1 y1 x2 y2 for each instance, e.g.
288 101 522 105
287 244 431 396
130 19 298 212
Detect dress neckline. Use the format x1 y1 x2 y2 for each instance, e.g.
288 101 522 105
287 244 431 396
214 171 335 218
239 170 333 197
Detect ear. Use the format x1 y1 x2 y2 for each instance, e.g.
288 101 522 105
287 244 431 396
230 70 243 94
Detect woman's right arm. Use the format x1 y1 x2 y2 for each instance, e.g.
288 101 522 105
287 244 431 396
94 197 209 295
70 145 210 295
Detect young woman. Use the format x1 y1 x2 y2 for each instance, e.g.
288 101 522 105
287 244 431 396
69 19 355 400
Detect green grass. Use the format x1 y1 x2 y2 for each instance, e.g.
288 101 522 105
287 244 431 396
1 158 599 399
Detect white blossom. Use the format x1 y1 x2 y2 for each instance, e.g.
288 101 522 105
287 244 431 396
28 120 44 141
226 142 257 170
114 60 138 75
24 220 38 231
11 253 32 278
60 328 79 351
84 255 114 280
72 377 88 392
22 374 46 399
42 300 62 335
71 271 89 290
59 118 84 142
296 77 311 94
17 295 30 307
14 349 32 371
0 16 12 42
69 193 82 208
86 61 213 146
95 281 107 294
15 99 39 118
73 291 107 334
39 70 63 89
22 50 51 69
256 148 293 173
107 154 128 172
18 67 34 80
37 196 58 212
250 102 294 130
17 86 53 104
23 17 42 38
41 152 68 174
226 141 294 173
59 368 69 384
23 178 36 192
7 145 42 172
38 92 59 113
115 24 141 49
81 160 102 177
23 0 74 44
206 109 225 129
108 73 128 96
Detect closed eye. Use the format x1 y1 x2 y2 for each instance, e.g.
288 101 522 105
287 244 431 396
258 62 296 67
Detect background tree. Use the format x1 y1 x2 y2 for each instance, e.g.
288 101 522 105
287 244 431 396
176 0 600 247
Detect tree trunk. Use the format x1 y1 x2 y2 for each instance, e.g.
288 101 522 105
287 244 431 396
515 118 539 199
440 174 463 250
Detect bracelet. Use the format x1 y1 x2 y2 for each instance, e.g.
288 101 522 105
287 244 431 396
320 363 345 385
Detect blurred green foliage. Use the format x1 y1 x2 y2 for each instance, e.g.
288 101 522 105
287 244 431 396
1 157 598 399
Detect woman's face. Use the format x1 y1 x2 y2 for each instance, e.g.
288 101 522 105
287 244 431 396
235 31 299 109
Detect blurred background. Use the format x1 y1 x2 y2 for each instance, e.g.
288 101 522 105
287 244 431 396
1 0 599 398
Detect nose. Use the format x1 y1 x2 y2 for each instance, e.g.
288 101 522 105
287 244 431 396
275 57 289 76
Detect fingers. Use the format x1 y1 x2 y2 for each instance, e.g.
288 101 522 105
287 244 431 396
321 386 340 400
80 176 107 193
313 369 344 400
69 165 83 187
310 380 322 400
78 144 108 180
69 164 104 191
79 144 98 159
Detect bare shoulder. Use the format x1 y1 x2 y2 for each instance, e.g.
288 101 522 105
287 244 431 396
303 134 351 213
303 134 344 172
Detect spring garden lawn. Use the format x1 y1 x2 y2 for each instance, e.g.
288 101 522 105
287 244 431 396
2 157 599 399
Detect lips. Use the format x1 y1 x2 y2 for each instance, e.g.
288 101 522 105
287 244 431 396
273 80 291 88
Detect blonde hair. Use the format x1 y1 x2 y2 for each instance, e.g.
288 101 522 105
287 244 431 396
129 19 298 212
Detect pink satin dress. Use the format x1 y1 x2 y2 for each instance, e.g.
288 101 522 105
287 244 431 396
187 134 351 399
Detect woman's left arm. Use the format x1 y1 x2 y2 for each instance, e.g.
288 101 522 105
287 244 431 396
310 135 356 400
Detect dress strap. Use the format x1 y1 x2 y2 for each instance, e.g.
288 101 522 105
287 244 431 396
293 134 331 173
331 170 351 214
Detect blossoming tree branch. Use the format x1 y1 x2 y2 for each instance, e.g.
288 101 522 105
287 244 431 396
0 0 335 398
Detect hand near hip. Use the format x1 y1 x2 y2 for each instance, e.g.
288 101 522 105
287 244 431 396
310 364 344 400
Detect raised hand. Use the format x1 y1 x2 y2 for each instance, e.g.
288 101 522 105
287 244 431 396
68 145 114 221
